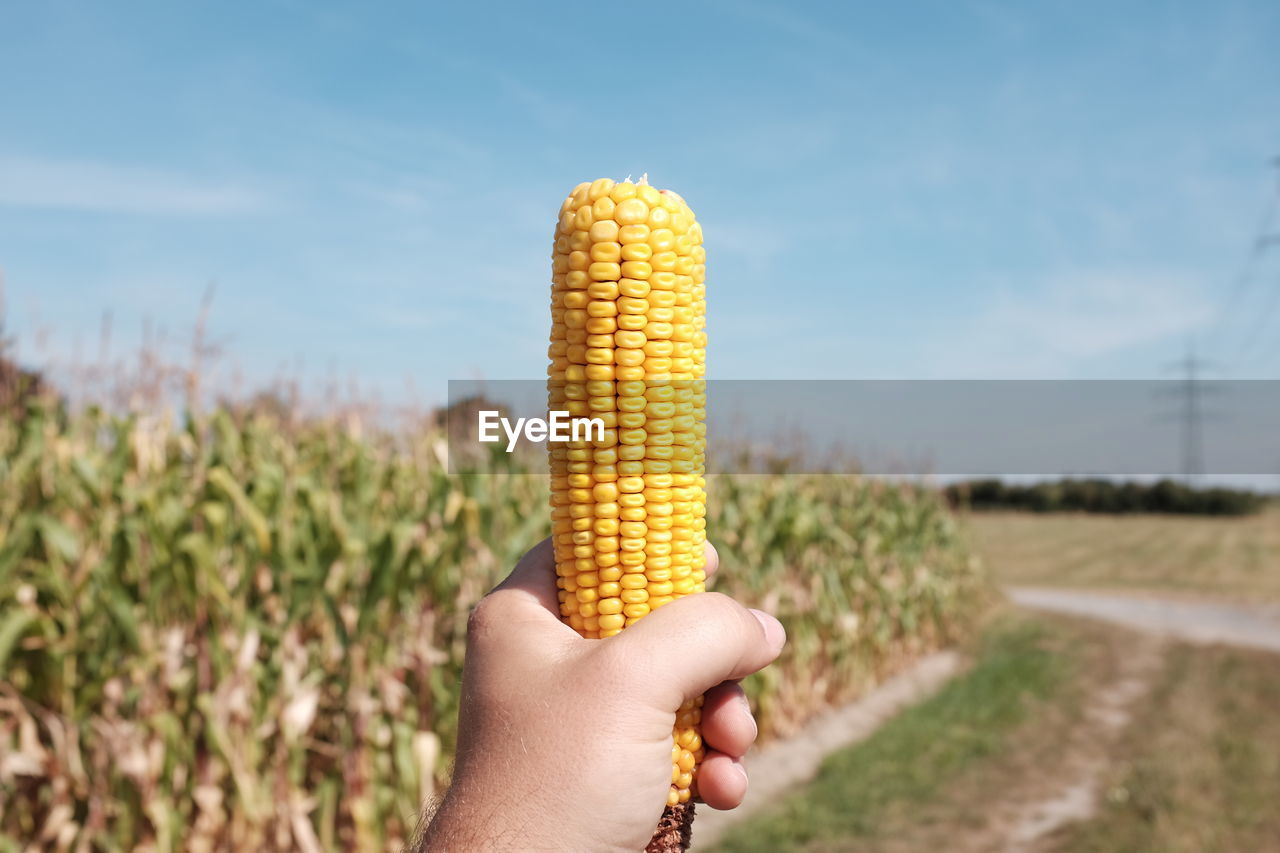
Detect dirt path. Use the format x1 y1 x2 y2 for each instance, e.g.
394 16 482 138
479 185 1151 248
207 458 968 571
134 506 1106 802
695 587 1280 851
851 616 1165 853
1006 586 1280 653
689 651 963 849
987 586 1280 850
997 632 1164 852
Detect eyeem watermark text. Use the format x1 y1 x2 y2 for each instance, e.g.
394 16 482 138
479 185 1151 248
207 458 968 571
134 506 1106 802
477 410 605 451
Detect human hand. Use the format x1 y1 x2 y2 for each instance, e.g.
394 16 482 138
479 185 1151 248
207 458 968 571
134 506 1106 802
416 538 786 852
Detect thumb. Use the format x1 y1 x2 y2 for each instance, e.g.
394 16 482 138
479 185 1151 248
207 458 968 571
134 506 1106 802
609 592 786 710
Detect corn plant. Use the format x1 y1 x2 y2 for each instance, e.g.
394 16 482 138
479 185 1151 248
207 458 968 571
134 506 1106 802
0 399 984 851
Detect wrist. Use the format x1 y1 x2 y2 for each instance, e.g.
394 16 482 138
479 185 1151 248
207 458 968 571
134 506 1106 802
418 776 578 852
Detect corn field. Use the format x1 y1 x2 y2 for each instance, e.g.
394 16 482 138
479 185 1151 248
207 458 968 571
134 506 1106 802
0 399 985 851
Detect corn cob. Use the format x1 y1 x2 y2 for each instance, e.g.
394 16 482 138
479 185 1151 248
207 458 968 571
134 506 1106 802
546 177 708 828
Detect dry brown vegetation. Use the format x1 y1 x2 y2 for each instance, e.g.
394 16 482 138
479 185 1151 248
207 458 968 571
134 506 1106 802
966 509 1280 601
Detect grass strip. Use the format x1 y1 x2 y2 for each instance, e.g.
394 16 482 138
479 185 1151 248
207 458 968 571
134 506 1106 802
714 615 1071 852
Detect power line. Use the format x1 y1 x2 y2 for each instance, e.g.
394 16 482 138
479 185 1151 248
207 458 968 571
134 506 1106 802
1233 269 1280 367
1162 340 1219 483
1216 162 1279 322
1222 157 1280 368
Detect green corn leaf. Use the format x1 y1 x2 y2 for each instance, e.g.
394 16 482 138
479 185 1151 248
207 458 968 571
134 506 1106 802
0 608 36 672
206 467 272 553
36 515 81 563
106 587 141 650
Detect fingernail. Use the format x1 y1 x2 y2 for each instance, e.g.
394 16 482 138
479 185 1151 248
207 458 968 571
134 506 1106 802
749 609 786 653
742 698 758 740
733 759 749 785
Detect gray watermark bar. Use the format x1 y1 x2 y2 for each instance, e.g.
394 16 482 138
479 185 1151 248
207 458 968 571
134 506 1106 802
443 380 1280 477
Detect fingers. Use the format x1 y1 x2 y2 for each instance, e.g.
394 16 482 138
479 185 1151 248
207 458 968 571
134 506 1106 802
701 681 757 758
696 751 749 810
699 682 759 810
487 538 721 623
609 592 786 708
703 540 720 582
488 537 562 618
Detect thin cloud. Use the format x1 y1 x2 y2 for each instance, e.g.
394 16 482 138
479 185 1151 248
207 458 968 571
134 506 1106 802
0 155 265 215
711 221 792 266
925 270 1216 377
350 183 433 212
712 0 856 51
993 272 1213 355
365 306 459 331
489 71 577 131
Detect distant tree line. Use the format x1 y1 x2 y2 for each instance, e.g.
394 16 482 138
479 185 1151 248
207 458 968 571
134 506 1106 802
945 478 1268 516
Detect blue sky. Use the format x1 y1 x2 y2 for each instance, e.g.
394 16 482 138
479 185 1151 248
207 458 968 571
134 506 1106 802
2 0 1278 403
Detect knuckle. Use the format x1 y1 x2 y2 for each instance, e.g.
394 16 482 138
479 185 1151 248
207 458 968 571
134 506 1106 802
699 590 736 616
700 592 752 632
465 593 506 642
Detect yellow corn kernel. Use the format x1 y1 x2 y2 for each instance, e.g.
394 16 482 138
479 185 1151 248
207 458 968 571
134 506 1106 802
614 197 649 225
